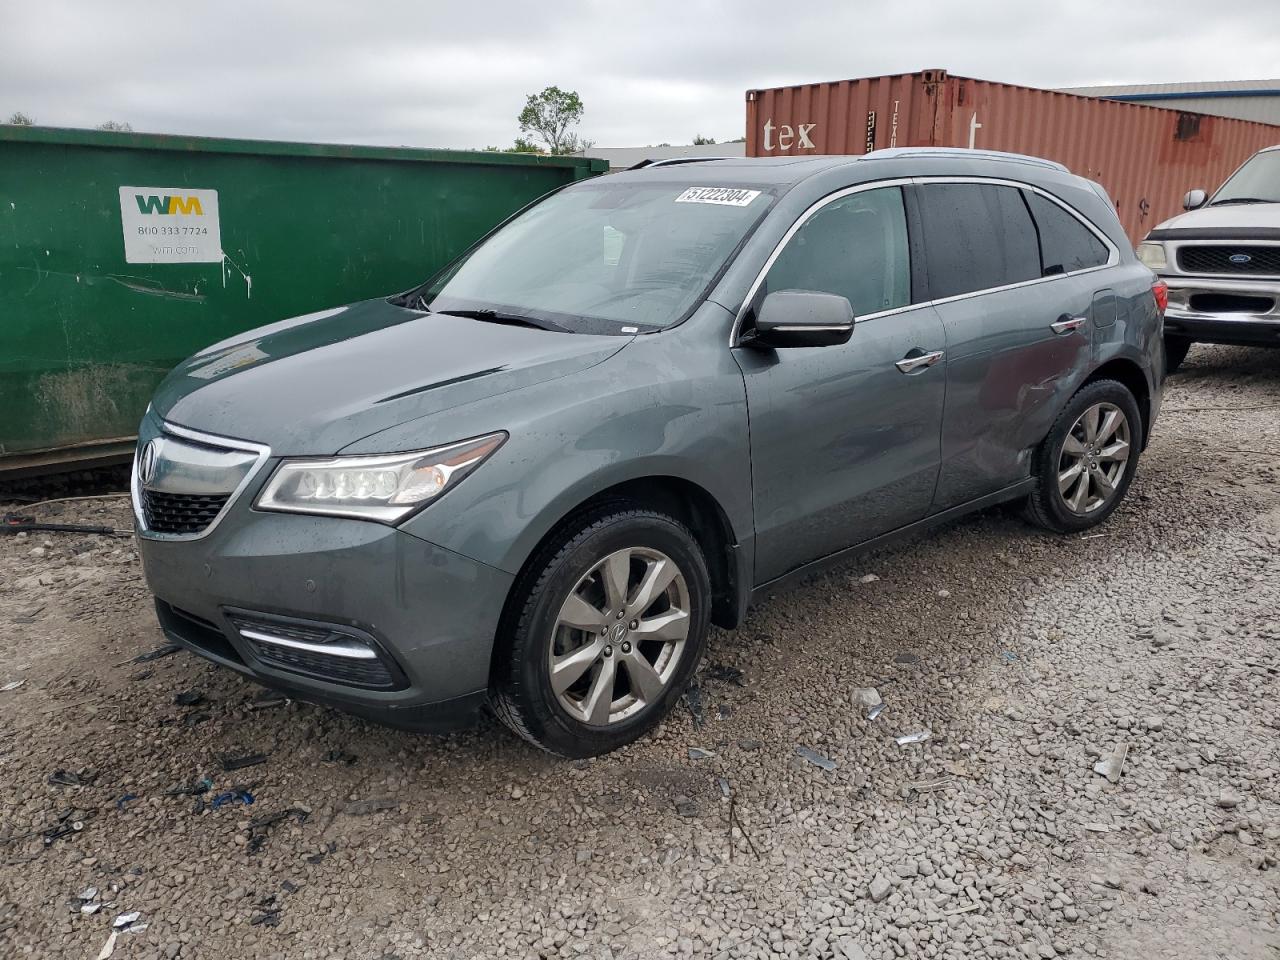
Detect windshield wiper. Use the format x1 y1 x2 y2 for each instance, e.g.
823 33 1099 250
435 308 565 332
1209 197 1275 206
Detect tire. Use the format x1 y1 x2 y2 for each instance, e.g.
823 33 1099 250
491 506 712 757
1024 379 1143 534
1164 336 1192 375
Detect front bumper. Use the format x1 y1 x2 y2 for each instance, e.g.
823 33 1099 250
1163 275 1280 346
136 488 514 733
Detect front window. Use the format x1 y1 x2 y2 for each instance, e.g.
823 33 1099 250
422 181 774 331
1212 150 1280 205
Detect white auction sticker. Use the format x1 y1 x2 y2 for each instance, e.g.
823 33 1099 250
675 186 761 207
119 186 222 264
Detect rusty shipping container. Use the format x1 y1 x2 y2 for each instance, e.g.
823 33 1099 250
746 69 1280 241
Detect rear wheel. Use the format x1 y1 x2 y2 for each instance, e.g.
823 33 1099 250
1164 336 1192 374
1024 379 1142 534
491 507 711 757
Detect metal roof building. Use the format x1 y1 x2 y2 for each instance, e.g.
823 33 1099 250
1058 79 1280 126
577 141 746 171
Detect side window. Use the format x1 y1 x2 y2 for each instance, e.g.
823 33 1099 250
1024 191 1110 275
917 183 1040 299
763 187 910 317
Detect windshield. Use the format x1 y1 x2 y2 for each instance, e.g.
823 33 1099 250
421 180 774 331
1212 149 1280 204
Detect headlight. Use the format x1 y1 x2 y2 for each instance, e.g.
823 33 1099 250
1136 241 1168 270
255 432 506 522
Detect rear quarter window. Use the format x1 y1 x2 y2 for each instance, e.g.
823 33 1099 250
1024 191 1110 275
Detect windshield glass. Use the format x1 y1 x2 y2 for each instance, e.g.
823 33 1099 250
1212 149 1280 204
422 180 774 330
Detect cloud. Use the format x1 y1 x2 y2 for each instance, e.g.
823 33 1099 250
3 0 1277 149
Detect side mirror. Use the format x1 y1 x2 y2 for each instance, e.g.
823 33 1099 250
1183 188 1207 211
751 290 854 348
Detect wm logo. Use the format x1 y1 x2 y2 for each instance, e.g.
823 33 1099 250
135 194 203 215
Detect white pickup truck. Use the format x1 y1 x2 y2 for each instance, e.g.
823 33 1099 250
1137 145 1280 372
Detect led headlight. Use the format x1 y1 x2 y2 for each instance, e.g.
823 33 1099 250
256 432 506 522
1136 242 1167 271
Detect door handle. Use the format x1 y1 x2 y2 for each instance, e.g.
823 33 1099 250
1051 314 1087 335
895 349 945 373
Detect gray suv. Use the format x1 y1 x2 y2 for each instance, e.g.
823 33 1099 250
133 149 1164 756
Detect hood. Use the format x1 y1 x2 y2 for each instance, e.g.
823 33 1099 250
153 298 629 454
1150 201 1280 238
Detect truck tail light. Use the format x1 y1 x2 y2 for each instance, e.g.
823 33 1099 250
1152 280 1168 315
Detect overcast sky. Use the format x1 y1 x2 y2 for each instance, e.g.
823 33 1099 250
4 1 1278 150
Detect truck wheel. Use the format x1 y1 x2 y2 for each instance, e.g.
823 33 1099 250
491 506 711 757
1024 379 1142 534
1164 336 1192 374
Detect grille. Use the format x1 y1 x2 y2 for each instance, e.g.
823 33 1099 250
142 490 229 534
244 641 396 688
226 613 401 689
1178 246 1280 276
1188 293 1275 314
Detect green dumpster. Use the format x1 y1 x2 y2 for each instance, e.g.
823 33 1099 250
0 125 606 474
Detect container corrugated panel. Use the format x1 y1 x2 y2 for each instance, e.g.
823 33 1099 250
0 126 607 470
746 70 1280 241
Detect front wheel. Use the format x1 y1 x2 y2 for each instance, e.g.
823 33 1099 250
1024 379 1142 534
491 506 711 757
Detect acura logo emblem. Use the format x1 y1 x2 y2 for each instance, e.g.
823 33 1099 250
138 438 161 486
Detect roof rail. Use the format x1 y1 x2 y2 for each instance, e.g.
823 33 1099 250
863 146 1070 172
627 156 732 170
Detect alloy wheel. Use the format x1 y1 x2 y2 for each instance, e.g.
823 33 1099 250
548 547 690 726
1057 401 1131 515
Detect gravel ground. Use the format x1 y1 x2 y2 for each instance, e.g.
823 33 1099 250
2 342 1278 960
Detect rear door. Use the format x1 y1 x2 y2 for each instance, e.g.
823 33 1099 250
914 180 1110 511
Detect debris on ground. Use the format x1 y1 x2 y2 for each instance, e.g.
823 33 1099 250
248 696 288 710
705 663 746 686
893 652 921 664
894 729 931 746
41 810 90 846
94 931 117 960
123 643 181 665
858 574 880 584
47 769 94 787
675 800 699 818
164 777 213 797
305 840 337 864
343 798 398 816
211 789 255 810
219 752 267 772
795 746 837 771
852 687 882 718
687 747 714 760
173 690 205 707
112 911 141 929
682 681 705 727
114 793 138 810
1093 743 1130 784
1 679 25 692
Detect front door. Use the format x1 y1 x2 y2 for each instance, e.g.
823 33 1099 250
733 185 948 585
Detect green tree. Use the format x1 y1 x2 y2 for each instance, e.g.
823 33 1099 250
518 86 586 155
692 134 717 145
97 120 133 132
6 111 35 125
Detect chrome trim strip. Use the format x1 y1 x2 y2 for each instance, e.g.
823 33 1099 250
730 175 1122 346
132 422 272 542
238 627 379 660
